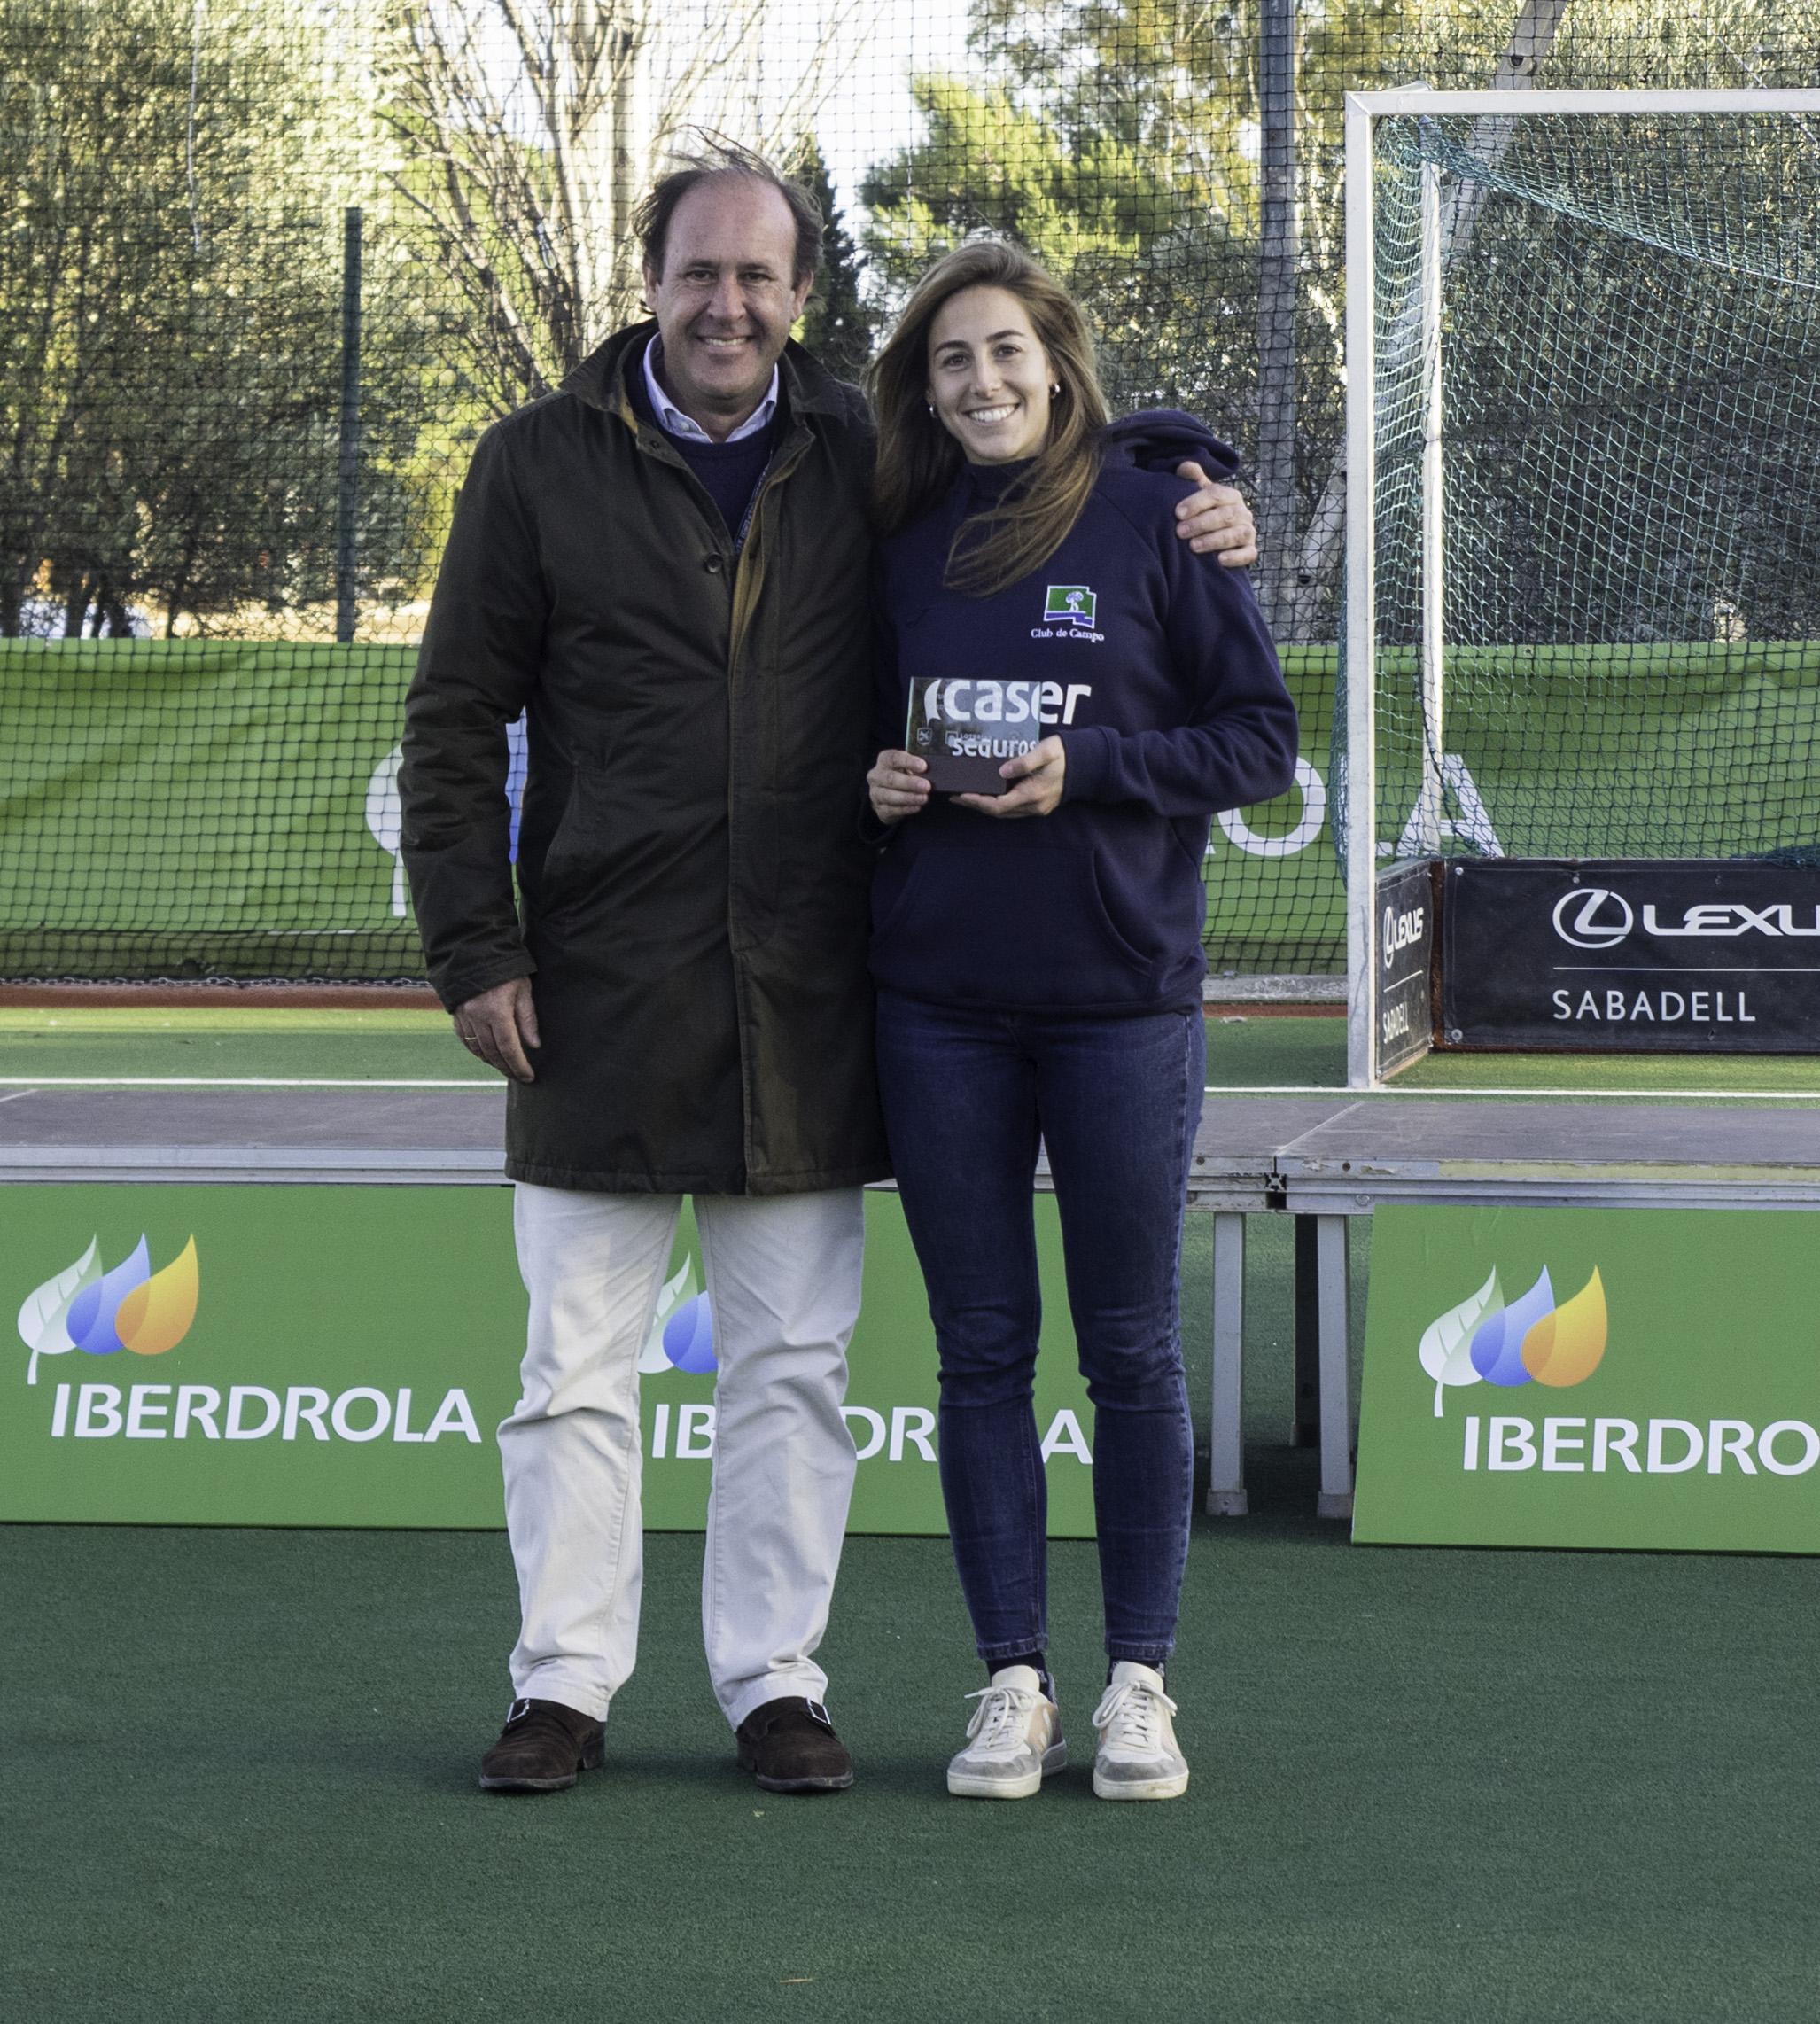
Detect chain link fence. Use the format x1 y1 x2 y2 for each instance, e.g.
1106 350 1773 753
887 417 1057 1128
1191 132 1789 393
3 0 1815 979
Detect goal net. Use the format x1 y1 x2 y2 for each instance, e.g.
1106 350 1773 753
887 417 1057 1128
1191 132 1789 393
1343 89 1820 1082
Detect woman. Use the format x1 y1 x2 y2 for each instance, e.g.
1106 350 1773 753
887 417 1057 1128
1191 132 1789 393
865 241 1297 1802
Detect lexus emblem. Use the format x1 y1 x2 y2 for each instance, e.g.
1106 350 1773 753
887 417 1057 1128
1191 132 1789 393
1552 887 1635 950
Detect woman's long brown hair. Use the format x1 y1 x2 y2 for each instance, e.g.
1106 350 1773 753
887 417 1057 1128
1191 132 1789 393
869 240 1110 598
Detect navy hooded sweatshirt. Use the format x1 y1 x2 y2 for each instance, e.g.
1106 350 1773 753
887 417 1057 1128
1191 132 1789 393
869 413 1298 1016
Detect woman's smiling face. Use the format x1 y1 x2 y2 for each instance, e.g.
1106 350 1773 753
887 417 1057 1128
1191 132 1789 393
925 285 1055 464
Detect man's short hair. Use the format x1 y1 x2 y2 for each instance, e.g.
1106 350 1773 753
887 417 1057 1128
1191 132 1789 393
634 136 824 288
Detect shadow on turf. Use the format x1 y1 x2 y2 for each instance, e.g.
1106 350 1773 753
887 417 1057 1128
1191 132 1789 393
1194 1437 1354 1546
460 1752 1176 1807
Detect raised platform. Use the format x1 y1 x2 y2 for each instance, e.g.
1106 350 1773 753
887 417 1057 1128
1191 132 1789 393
10 1086 1818 1190
0 1086 503 1182
1189 1094 1820 1211
1185 1096 1820 1520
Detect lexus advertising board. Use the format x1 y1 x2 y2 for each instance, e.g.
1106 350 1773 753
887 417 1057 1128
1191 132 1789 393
1443 859 1820 1052
1376 859 1436 1075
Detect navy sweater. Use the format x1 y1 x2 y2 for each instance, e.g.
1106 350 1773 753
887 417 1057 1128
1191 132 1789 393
870 414 1298 1015
628 356 778 542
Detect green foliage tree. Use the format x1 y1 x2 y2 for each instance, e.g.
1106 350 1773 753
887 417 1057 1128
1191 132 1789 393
858 4 1404 516
795 141 880 385
0 0 430 637
857 0 1810 642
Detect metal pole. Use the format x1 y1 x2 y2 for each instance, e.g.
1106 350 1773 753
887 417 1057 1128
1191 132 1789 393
1417 160 1446 852
1344 94 1379 1090
1255 0 1298 634
1207 1213 1248 1516
335 206 363 646
1314 1216 1354 1520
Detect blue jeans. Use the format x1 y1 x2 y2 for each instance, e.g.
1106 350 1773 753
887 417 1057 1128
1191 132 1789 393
875 991 1202 1667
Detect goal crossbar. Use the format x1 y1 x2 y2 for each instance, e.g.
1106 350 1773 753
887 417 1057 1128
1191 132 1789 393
1348 88 1820 119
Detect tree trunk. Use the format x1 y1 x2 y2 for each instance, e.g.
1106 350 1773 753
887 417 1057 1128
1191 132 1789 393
1254 0 1298 635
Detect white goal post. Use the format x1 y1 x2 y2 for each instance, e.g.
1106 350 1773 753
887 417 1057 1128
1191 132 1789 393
1342 87 1820 1089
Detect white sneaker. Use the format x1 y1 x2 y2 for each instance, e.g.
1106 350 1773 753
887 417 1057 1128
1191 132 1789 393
945 1665 1068 1799
1092 1662 1189 1800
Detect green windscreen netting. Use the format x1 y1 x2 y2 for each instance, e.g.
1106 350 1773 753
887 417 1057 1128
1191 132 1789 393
1357 105 1820 874
5 1 1820 982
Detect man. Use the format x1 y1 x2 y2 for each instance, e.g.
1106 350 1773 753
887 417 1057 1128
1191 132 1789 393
400 141 1258 1798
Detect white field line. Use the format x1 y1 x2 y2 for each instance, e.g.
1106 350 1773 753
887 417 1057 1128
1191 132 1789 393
0 1076 500 1090
1207 1083 1820 1101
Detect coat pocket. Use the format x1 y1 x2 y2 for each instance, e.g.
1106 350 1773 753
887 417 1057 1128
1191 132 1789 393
533 764 613 923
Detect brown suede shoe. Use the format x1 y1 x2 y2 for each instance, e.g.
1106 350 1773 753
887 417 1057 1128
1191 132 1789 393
478 1697 605 1794
735 1697 853 1794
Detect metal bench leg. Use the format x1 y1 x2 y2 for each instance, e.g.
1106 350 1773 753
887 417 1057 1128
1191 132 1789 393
1315 1214 1355 1521
1291 1215 1319 1446
1207 1211 1248 1515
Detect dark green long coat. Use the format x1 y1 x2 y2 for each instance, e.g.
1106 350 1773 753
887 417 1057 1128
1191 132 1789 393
399 325 889 1194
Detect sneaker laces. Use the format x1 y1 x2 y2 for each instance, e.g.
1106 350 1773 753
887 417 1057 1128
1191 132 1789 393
1092 1676 1178 1755
962 1683 1041 1757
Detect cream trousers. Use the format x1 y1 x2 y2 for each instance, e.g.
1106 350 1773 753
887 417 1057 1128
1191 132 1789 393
502 1182 865 1730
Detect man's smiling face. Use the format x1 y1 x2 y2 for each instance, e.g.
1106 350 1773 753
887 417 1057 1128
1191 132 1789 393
642 175 813 440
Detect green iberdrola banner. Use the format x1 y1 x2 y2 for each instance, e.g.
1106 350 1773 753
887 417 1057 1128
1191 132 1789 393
1 1184 1097 1537
1354 1204 1820 1553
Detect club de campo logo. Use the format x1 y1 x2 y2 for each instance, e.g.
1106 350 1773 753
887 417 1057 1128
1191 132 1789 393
18 1236 200 1385
636 1260 716 1375
1419 1265 1606 1416
1043 584 1098 630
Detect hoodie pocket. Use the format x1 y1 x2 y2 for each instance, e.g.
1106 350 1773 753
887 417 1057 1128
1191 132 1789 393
872 843 1160 1007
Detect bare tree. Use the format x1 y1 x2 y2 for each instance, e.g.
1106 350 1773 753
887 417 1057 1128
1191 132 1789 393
1279 0 1572 642
382 0 873 416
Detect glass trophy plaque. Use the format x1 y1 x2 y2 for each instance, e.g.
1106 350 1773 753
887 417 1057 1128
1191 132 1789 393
905 681 1040 795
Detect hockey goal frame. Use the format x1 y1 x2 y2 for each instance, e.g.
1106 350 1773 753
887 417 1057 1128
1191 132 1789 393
1342 86 1820 1088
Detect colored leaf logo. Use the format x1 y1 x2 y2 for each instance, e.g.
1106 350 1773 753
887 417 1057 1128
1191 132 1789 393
115 1238 201 1356
634 1257 718 1375
65 1236 152 1355
1521 1267 1606 1387
1470 1268 1556 1387
16 1237 101 1386
1418 1267 1502 1417
16 1235 199 1380
662 1295 717 1374
1419 1261 1609 1414
637 1260 696 1374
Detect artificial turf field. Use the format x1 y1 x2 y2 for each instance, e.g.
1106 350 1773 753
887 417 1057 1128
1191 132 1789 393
4 1008 1820 2020
5 1003 1820 1097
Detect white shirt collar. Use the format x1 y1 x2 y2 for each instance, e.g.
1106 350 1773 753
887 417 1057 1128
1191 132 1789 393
642 338 778 445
